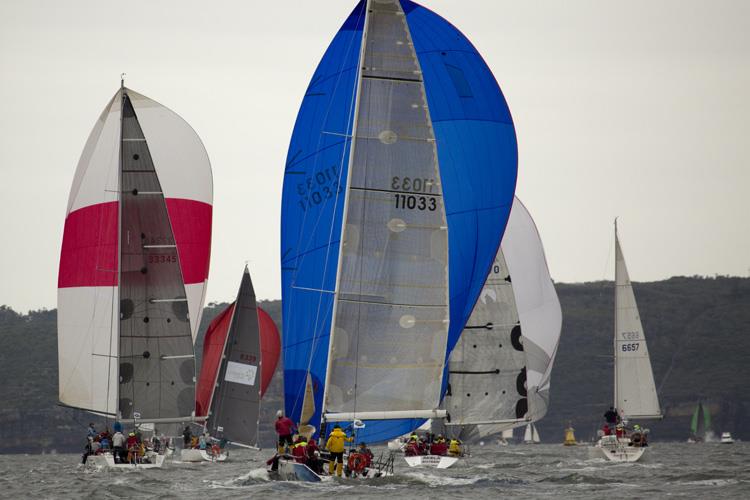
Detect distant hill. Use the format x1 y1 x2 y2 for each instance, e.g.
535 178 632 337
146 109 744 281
0 276 747 453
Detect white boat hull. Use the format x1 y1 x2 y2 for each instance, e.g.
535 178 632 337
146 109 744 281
595 436 646 463
89 452 166 469
180 448 228 462
403 455 459 469
275 459 323 482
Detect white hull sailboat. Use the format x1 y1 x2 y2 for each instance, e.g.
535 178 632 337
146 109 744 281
57 81 213 470
403 455 460 469
523 423 541 444
593 220 661 463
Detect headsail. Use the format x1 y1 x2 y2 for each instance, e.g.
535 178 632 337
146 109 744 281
58 87 211 422
281 0 517 444
614 222 661 419
196 267 271 448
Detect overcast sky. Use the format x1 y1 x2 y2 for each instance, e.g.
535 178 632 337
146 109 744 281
1 0 748 312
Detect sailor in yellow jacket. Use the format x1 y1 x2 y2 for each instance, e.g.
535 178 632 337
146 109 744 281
448 438 462 457
325 425 353 476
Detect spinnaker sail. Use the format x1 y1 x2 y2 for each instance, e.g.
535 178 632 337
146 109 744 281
57 85 212 422
280 0 517 444
445 198 561 438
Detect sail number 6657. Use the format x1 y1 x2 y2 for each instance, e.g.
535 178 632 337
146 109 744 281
621 343 640 352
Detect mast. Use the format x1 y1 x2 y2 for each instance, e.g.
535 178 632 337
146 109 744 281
320 0 372 427
115 76 125 420
613 217 618 414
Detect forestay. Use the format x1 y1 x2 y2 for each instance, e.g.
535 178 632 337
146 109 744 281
614 226 661 419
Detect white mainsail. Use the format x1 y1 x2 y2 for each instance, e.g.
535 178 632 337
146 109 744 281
614 222 661 419
322 0 449 422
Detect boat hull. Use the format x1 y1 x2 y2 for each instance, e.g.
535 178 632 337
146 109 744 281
89 453 166 469
403 455 459 469
594 436 646 463
273 459 322 482
180 448 228 462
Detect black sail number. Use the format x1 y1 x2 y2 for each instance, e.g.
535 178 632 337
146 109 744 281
394 193 436 211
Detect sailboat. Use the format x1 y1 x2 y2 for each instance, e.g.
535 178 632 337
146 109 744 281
183 266 281 462
57 81 213 468
441 198 561 449
278 0 517 480
688 401 712 443
523 423 541 444
595 220 661 463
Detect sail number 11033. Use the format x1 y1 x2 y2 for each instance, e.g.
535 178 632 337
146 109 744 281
392 176 437 211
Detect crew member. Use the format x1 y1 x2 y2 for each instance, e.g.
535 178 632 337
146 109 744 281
448 438 462 457
325 424 352 477
275 410 296 453
292 435 308 463
604 406 619 425
430 435 448 456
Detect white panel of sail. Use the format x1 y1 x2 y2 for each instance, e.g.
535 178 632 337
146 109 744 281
447 250 527 427
502 198 562 421
614 229 661 418
58 95 122 415
324 0 449 418
130 91 213 340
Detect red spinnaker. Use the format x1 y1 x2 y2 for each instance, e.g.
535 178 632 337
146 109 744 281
258 307 280 397
195 302 236 417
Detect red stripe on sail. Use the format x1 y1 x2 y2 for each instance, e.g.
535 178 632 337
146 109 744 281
258 306 280 397
196 302 236 417
166 198 212 285
58 202 119 288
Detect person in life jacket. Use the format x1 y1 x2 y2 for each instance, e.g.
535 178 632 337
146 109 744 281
448 438 462 457
357 442 373 468
291 435 308 463
275 410 296 454
430 435 448 456
325 425 353 477
126 432 139 463
405 439 421 457
630 424 643 447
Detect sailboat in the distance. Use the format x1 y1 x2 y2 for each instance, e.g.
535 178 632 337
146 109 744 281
594 220 661 463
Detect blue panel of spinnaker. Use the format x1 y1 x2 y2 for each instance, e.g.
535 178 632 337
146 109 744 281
280 1 365 429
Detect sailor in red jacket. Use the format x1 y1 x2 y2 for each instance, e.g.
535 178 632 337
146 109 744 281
275 410 296 453
291 435 308 463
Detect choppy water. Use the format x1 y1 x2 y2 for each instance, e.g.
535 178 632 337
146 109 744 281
1 442 748 499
